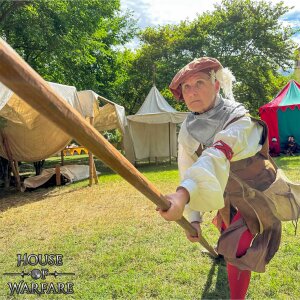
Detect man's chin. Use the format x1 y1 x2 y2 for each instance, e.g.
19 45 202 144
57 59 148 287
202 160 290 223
188 104 204 113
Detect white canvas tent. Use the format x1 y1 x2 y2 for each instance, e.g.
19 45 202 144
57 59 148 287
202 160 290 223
0 85 131 163
0 85 130 189
127 86 188 162
0 81 83 162
77 90 126 132
77 90 135 162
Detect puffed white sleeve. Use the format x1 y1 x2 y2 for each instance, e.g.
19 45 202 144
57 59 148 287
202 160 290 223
179 116 263 212
178 144 203 223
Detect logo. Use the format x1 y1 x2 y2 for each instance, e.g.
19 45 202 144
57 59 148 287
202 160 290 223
3 253 75 295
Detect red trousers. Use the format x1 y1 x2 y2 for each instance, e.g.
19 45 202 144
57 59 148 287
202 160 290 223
223 212 254 300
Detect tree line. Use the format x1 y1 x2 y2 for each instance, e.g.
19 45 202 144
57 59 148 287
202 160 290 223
0 0 299 115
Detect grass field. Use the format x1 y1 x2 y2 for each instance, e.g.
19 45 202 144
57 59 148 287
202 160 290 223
0 154 299 299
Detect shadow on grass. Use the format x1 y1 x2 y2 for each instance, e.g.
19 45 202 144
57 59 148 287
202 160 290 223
0 154 178 212
0 186 54 212
201 257 229 299
44 155 179 176
0 183 88 214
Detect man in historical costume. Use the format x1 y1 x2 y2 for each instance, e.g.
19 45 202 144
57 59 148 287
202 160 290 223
158 57 281 299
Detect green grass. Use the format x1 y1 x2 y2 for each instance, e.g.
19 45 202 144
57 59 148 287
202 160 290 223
273 155 300 182
0 155 299 299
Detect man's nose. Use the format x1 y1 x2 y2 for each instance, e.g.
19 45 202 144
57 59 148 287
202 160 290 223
190 85 200 94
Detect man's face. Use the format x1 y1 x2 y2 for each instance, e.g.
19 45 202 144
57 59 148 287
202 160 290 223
181 72 220 113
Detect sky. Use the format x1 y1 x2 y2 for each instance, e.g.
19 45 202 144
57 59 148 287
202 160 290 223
120 0 300 46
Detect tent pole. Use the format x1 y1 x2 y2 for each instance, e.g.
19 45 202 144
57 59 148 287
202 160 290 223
88 117 94 186
60 150 64 166
152 64 156 86
12 159 21 191
1 132 21 190
55 164 61 186
88 150 93 186
92 160 98 184
3 158 10 188
169 122 171 165
89 117 98 184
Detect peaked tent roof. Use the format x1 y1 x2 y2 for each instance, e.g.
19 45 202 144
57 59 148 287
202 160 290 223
259 80 300 112
77 90 127 133
136 85 177 114
127 86 188 124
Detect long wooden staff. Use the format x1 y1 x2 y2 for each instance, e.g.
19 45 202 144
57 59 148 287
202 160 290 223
0 38 217 257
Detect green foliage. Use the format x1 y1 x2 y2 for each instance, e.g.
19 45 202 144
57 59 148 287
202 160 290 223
103 129 122 149
118 0 298 114
0 0 298 116
290 48 300 81
0 0 137 95
212 0 297 113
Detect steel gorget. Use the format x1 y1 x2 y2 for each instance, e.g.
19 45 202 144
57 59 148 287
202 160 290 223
186 96 248 146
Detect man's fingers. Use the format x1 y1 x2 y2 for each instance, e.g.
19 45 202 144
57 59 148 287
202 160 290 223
185 224 201 242
159 211 176 221
155 197 183 221
186 235 200 243
155 206 169 212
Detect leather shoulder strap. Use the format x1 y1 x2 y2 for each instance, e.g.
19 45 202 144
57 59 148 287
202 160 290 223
195 143 205 157
249 115 269 159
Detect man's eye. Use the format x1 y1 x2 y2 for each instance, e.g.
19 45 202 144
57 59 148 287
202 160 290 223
196 81 204 87
182 85 190 91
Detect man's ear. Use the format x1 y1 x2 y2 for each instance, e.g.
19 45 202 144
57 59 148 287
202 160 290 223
215 80 220 93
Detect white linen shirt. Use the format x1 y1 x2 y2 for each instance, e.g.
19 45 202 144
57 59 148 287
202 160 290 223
178 115 263 223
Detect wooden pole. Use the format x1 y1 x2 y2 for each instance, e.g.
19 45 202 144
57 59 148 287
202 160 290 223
3 159 10 188
0 38 217 257
88 148 93 187
13 160 21 190
10 159 21 191
168 122 172 165
55 165 61 186
153 64 156 87
61 150 64 166
88 117 98 186
92 160 98 184
1 132 21 190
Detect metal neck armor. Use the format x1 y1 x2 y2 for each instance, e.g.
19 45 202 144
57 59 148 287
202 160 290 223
186 96 248 146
